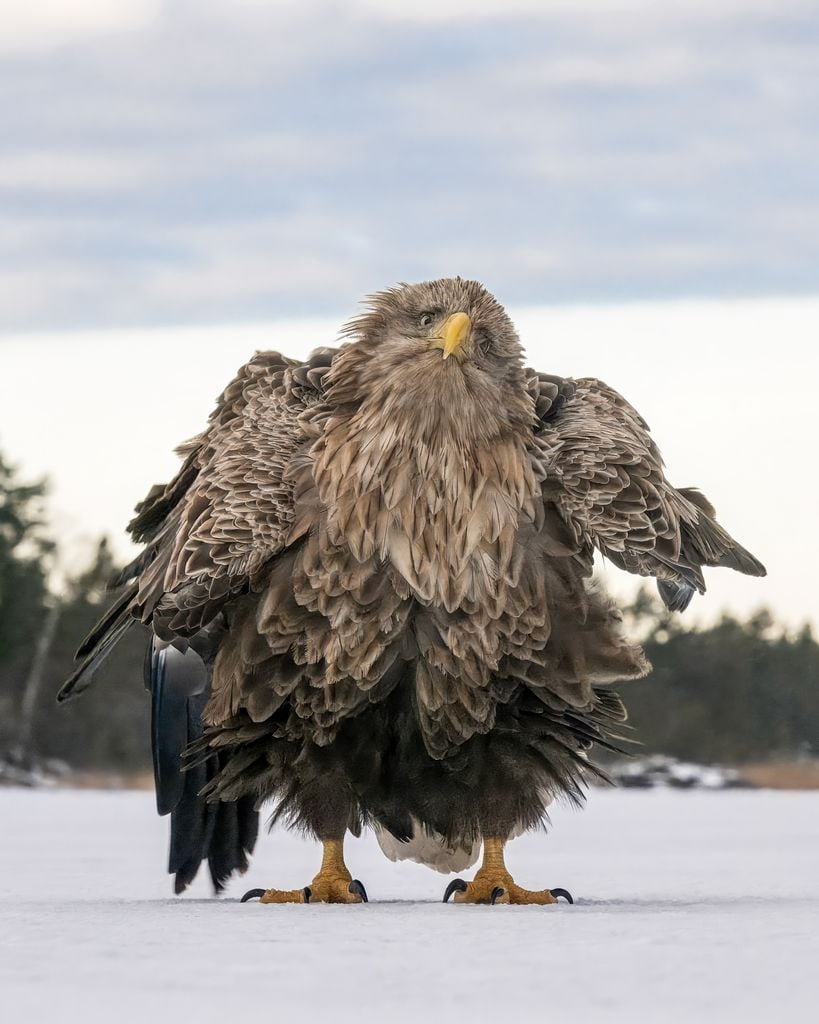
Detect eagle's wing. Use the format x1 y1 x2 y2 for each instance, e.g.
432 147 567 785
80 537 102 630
58 347 337 893
58 346 338 702
527 372 766 610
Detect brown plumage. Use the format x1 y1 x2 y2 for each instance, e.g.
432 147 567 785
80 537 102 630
60 277 765 893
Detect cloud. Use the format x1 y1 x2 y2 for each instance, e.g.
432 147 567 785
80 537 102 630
357 0 817 23
0 1 817 330
0 151 159 191
1 1 163 54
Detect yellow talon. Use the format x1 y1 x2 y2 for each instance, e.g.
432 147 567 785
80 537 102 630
443 838 569 906
246 838 368 905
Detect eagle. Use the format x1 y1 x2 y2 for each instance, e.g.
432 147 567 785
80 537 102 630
59 278 765 905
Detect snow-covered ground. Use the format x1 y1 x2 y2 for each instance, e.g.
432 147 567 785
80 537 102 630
2 787 817 1023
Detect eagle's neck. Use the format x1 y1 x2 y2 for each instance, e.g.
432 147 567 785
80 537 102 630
311 405 541 611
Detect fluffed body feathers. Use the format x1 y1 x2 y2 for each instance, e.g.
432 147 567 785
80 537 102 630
60 279 765 889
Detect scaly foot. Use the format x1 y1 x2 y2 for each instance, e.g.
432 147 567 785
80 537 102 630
241 838 368 905
442 838 573 906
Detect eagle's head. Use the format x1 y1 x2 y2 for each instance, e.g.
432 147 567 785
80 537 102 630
330 277 534 447
313 278 542 575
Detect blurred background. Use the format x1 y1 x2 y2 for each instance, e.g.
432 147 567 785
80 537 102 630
1 0 817 786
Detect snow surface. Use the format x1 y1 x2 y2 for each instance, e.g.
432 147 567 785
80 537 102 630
2 787 818 1023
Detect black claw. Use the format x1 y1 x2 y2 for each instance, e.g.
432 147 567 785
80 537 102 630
240 888 266 903
443 878 468 903
303 887 312 903
490 886 506 905
348 879 368 903
549 887 574 904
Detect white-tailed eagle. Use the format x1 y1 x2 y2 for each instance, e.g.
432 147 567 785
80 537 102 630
60 278 765 905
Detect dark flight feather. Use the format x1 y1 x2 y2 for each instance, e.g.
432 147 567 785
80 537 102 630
146 639 258 892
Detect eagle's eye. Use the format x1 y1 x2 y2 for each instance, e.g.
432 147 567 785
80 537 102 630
418 311 435 329
476 330 492 355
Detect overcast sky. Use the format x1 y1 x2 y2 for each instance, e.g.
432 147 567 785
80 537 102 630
1 0 818 330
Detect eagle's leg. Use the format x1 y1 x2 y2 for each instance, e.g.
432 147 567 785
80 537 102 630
252 837 367 905
443 837 571 906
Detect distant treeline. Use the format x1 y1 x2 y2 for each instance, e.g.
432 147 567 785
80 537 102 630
0 448 816 772
0 451 148 770
621 592 819 764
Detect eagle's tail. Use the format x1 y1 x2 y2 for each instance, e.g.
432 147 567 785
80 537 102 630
148 641 258 893
374 820 480 874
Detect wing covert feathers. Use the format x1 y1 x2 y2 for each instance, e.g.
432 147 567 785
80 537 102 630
62 347 337 698
528 374 766 609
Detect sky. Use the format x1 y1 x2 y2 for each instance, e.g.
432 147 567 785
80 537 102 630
1 0 818 330
0 1 816 628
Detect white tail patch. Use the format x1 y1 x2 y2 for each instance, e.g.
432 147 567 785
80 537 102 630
375 820 480 874
374 790 555 873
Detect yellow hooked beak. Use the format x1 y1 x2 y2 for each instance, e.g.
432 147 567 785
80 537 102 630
430 312 472 361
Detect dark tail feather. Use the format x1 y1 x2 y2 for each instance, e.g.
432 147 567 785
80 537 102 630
148 640 259 893
206 793 259 893
150 644 208 814
168 720 218 894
